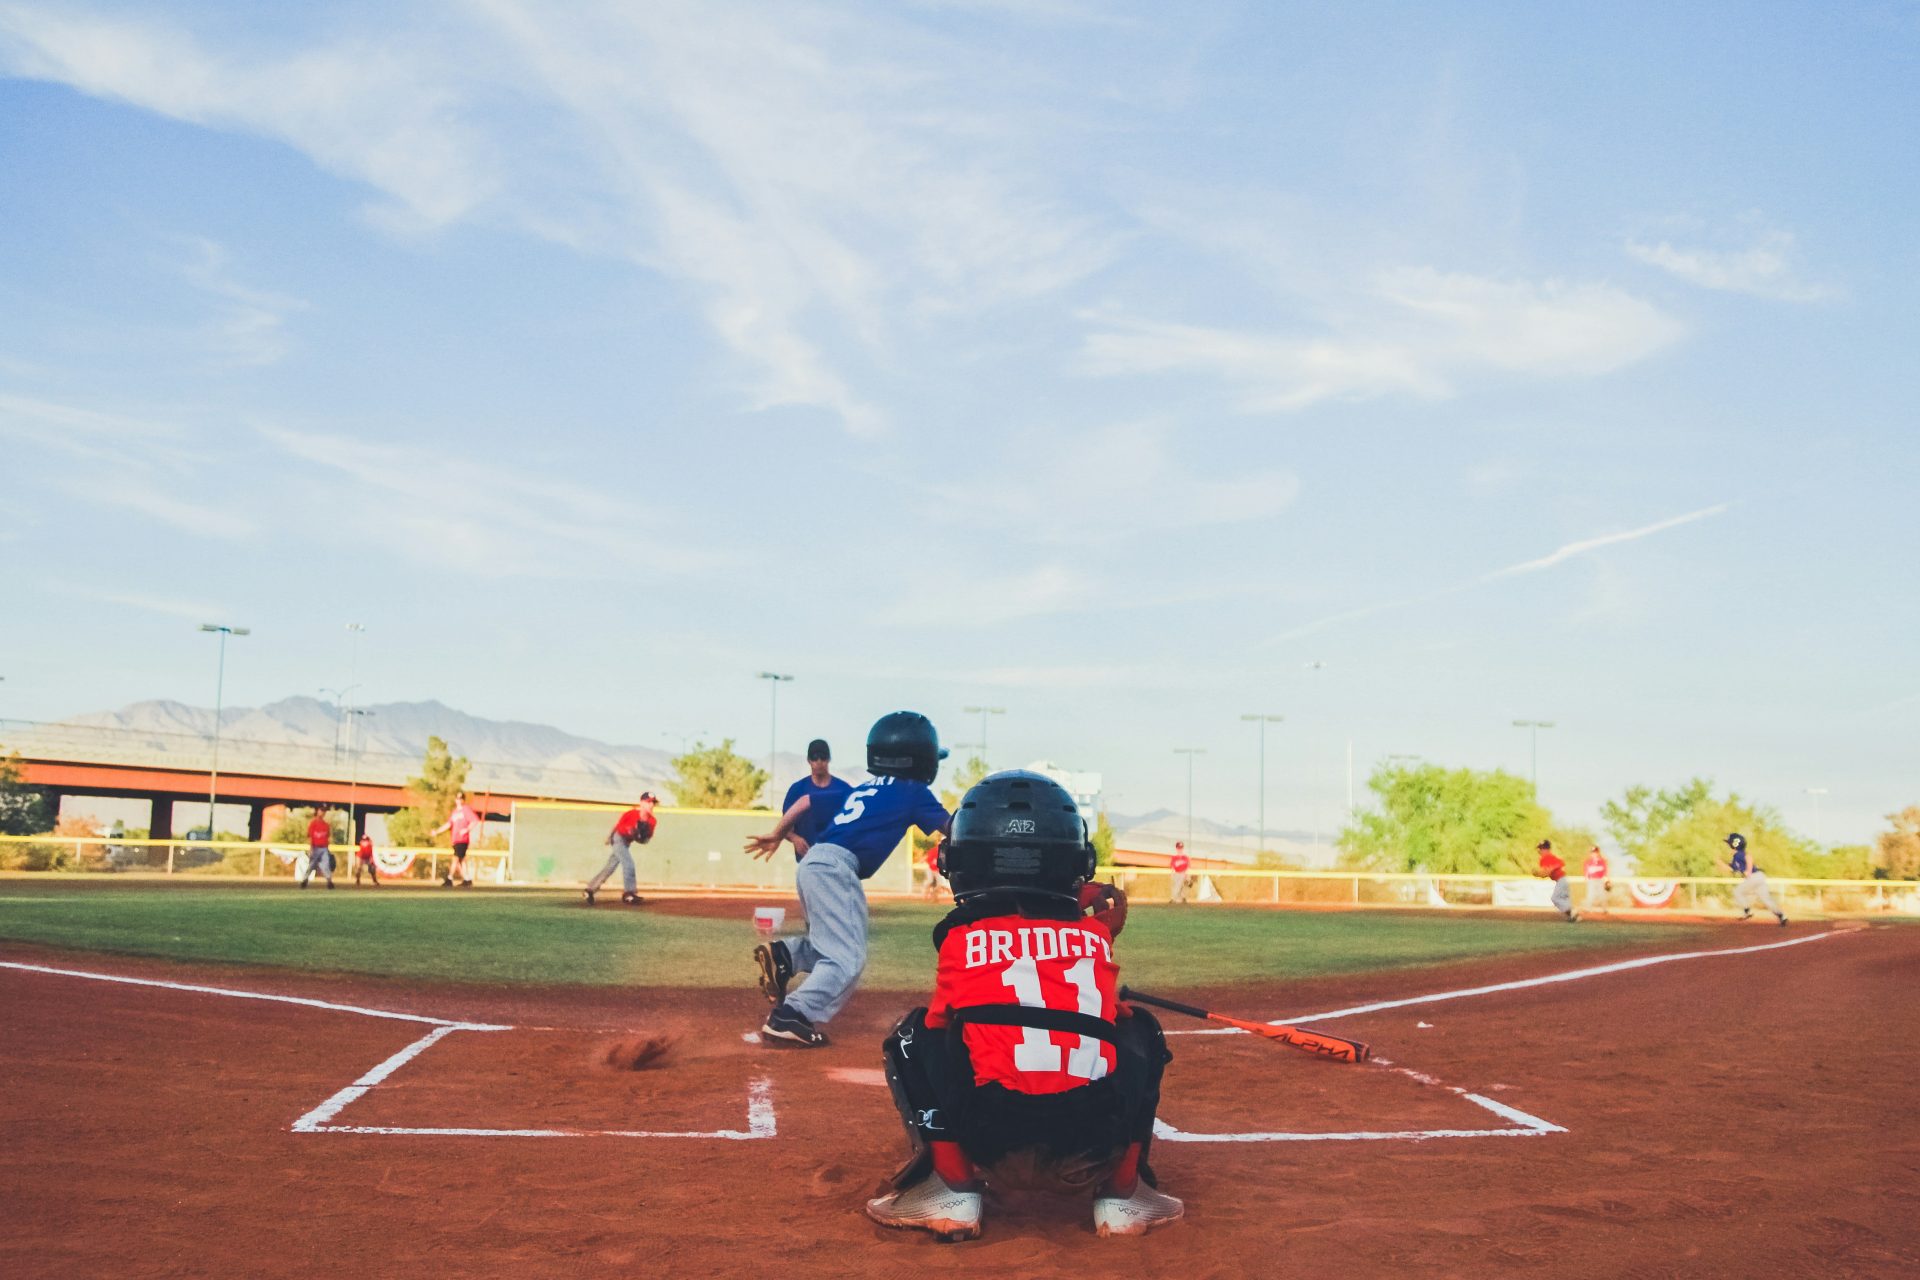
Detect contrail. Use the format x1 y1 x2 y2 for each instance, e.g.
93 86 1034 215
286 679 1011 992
1264 501 1731 646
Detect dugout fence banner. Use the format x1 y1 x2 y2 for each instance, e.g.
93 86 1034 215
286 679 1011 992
507 802 917 895
0 835 507 882
1101 866 1920 917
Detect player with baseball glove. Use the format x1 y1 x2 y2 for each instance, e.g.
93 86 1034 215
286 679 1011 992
864 770 1180 1242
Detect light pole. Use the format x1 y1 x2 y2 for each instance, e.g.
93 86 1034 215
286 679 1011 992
1805 787 1828 846
1173 747 1206 858
199 624 250 837
1512 720 1555 789
1239 714 1283 857
343 622 365 762
758 673 793 792
319 686 358 761
962 705 1005 770
347 708 374 838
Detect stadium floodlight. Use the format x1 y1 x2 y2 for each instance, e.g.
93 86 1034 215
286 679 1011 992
1173 747 1207 859
1511 720 1556 789
961 706 1005 770
1239 714 1284 858
758 673 794 793
199 624 250 837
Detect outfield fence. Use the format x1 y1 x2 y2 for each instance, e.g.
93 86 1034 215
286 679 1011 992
7 832 1913 916
1094 867 1920 917
0 835 508 884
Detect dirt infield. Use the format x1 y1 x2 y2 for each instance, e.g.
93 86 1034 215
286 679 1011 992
3 926 1916 1278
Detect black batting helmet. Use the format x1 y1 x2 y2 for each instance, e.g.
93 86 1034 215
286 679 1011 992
866 711 947 783
1725 832 1747 853
940 770 1094 905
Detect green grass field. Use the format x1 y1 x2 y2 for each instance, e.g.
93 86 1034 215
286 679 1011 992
0 878 1728 992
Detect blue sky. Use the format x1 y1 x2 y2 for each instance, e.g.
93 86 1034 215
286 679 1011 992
1 1 1914 845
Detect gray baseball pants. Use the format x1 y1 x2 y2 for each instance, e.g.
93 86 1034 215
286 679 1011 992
784 843 867 1026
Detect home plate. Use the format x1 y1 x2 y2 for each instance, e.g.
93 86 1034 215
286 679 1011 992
829 1067 887 1087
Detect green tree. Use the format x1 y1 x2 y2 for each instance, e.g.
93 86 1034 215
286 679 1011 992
1872 806 1920 880
1092 810 1117 868
386 736 471 846
939 755 990 812
1599 778 1713 862
1631 793 1817 877
0 749 55 836
1339 762 1592 874
669 738 770 809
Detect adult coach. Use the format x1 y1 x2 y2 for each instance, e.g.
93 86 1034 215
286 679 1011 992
583 792 659 906
301 807 336 889
434 790 481 888
781 739 853 860
745 711 951 1048
1724 833 1788 926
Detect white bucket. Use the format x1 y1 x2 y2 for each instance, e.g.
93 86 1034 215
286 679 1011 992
753 906 786 937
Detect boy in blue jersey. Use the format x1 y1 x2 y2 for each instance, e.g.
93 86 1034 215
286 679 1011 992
746 712 952 1047
780 738 854 860
1723 832 1788 925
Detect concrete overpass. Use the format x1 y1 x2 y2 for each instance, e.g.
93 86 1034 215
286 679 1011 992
2 720 659 838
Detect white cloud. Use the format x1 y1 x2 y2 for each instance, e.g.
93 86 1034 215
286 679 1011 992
255 422 723 577
934 420 1299 544
66 479 255 539
0 2 1116 434
1625 224 1830 303
1081 268 1684 411
874 563 1098 628
177 238 308 366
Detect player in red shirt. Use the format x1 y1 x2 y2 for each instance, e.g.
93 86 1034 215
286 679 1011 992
352 833 379 887
583 792 659 906
433 791 482 887
1582 844 1610 914
865 771 1181 1242
1536 839 1575 922
300 808 336 890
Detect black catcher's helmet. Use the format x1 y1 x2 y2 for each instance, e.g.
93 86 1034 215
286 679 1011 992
866 710 947 783
940 770 1095 904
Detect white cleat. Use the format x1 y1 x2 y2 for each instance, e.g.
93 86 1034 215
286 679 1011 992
1093 1181 1185 1238
865 1172 983 1242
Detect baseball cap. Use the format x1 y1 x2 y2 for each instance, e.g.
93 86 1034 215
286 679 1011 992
807 738 831 761
1536 839 1553 850
639 791 658 803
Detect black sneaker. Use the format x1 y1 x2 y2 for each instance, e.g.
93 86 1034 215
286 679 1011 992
460 880 474 889
762 1002 828 1048
1778 915 1790 927
621 892 646 906
754 940 794 1005
441 877 454 888
582 888 596 906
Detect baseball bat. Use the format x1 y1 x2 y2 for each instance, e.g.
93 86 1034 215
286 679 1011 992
1119 986 1371 1063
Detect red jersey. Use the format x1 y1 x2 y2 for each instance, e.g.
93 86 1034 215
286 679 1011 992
307 816 332 847
1538 849 1565 880
1583 851 1608 880
926 911 1119 1096
613 806 657 842
356 837 374 861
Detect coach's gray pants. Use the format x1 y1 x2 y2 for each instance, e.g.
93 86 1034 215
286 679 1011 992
587 835 636 894
785 843 867 1026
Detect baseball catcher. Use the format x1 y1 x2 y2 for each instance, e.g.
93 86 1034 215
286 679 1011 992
864 770 1181 1241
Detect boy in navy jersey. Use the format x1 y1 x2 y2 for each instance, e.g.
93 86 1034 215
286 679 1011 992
746 712 951 1047
863 771 1181 1241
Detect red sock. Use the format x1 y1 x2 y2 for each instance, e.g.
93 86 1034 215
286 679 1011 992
1104 1142 1143 1197
930 1141 976 1187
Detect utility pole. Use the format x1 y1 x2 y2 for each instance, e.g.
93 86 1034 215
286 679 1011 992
199 624 250 837
758 673 793 795
1512 720 1555 790
347 708 374 839
1239 714 1283 857
962 705 1005 771
1173 747 1206 859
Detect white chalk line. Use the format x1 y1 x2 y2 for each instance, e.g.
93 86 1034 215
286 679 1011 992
0 959 509 1030
0 958 775 1142
1165 928 1843 1037
1150 932 1847 1143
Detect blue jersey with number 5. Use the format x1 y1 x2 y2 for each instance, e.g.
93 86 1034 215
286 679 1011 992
821 776 951 878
